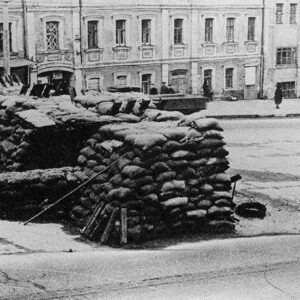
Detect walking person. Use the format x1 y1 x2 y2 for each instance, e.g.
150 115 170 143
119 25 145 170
203 79 213 101
149 83 158 95
160 82 169 94
274 84 283 109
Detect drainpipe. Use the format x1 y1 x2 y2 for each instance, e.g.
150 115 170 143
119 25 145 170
79 0 83 65
259 0 265 99
3 0 10 76
22 0 28 59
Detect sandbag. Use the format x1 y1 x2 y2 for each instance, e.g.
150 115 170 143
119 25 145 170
107 187 132 201
177 111 205 126
209 173 231 184
186 209 207 219
126 133 167 150
150 162 171 175
156 171 177 183
156 111 185 122
171 150 196 160
121 165 150 179
191 118 222 132
97 101 114 115
115 113 140 123
161 180 186 192
162 140 182 153
161 197 188 207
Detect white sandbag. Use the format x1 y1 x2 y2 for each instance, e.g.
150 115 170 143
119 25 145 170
161 197 188 207
178 111 206 126
97 101 114 115
115 113 140 123
191 118 222 132
141 109 161 121
99 140 124 153
126 133 167 150
156 111 185 122
161 180 186 192
186 209 207 218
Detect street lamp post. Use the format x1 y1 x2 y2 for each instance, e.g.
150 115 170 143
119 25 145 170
2 0 10 76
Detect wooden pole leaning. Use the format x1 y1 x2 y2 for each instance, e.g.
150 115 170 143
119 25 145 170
23 153 128 226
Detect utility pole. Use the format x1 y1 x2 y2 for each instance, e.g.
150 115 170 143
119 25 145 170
2 0 10 76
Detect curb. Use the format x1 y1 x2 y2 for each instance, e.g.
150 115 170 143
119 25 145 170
205 114 300 120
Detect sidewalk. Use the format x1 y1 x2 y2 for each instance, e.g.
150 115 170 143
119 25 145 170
203 98 300 119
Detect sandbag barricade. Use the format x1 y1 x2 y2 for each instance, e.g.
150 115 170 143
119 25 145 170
73 116 235 243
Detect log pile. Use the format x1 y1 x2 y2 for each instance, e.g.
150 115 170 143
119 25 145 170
72 114 235 243
0 167 86 220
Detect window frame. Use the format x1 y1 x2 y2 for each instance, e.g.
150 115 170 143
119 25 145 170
0 23 12 53
226 18 235 42
46 21 60 50
276 3 284 24
174 18 183 45
205 18 213 43
290 3 297 24
204 69 213 89
247 17 256 41
276 47 297 66
116 19 126 46
141 19 151 45
87 20 99 49
225 68 234 89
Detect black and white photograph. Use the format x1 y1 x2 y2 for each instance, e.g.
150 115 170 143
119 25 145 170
0 0 299 299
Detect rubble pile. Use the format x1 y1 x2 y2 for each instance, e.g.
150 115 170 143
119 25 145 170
72 113 235 242
0 167 86 220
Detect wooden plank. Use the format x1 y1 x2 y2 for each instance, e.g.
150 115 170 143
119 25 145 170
100 207 119 244
120 208 128 245
81 202 105 237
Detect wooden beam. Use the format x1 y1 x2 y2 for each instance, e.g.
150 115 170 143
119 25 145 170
120 208 127 245
100 208 119 244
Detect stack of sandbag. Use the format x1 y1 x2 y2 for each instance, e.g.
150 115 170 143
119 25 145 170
74 92 152 116
0 167 86 221
73 115 234 243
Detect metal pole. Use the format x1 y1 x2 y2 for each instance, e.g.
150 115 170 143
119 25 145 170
3 0 10 76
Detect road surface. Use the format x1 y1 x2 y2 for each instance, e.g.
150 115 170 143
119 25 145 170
0 235 299 299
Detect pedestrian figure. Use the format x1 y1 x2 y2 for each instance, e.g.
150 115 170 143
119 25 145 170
203 79 213 101
167 84 175 94
149 83 158 95
274 85 283 109
68 86 77 104
160 81 169 94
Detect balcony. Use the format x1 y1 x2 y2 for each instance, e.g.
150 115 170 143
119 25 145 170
36 50 73 64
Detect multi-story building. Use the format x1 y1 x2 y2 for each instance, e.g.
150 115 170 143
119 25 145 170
2 0 265 99
0 0 33 84
263 0 300 99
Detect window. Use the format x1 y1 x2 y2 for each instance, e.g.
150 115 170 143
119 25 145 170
205 18 213 43
142 19 151 45
276 47 297 65
276 3 284 24
88 21 98 49
142 74 152 94
0 23 12 52
174 18 183 44
88 78 101 91
226 18 235 42
204 69 212 89
116 20 126 46
46 21 59 50
225 68 233 89
278 81 296 98
116 75 127 86
248 17 255 41
290 4 297 24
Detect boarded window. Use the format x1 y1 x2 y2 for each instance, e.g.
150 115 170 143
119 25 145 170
88 78 101 91
245 67 256 86
88 21 98 49
46 21 59 50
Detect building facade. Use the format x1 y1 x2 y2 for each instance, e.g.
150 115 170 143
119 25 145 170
2 0 268 99
263 0 300 99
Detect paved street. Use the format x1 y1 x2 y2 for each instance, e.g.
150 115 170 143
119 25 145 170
0 235 299 299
